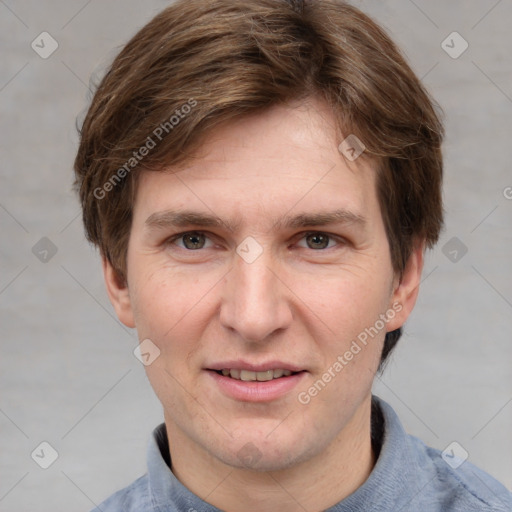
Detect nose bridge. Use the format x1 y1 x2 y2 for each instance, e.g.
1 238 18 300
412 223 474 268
220 244 291 342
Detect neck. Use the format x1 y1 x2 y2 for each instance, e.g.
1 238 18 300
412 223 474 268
165 395 376 512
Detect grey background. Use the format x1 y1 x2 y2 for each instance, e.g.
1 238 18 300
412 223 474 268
1 0 511 510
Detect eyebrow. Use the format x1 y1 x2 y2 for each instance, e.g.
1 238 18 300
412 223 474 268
144 208 366 233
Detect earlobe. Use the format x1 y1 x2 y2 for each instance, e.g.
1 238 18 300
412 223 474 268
102 256 136 329
386 241 425 332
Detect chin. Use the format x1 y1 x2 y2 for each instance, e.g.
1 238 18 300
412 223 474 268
211 431 319 473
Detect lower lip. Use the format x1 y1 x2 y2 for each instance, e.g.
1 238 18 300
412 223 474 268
206 370 306 402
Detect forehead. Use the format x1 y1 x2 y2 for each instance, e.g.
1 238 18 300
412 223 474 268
133 97 380 227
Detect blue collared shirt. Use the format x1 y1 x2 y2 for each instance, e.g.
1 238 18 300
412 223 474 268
92 396 512 511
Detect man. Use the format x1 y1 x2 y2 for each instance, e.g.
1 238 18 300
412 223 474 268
73 0 512 510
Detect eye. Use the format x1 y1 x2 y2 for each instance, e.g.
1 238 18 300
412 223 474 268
166 231 343 252
297 232 341 250
170 231 214 250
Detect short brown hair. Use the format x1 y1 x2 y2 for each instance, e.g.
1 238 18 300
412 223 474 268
73 0 444 367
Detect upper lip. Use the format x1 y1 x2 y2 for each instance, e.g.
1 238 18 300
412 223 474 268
206 360 306 372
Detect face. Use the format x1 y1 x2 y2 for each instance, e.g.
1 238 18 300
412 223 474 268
104 96 422 472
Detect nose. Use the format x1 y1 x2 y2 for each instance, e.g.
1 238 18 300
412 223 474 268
219 248 293 344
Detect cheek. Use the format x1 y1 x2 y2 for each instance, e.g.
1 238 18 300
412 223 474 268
128 265 225 380
293 265 392 337
131 270 214 412
130 264 210 333
289 265 393 388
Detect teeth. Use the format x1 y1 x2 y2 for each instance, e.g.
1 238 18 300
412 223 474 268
240 370 257 381
256 370 274 381
220 369 295 381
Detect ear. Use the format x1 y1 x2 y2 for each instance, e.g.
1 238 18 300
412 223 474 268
386 240 425 332
102 255 136 328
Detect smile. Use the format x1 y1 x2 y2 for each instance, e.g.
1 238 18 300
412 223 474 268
217 369 295 381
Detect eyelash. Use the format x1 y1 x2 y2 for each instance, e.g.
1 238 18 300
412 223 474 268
165 231 345 251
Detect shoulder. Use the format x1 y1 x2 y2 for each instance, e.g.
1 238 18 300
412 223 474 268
410 435 512 511
373 397 511 512
89 474 152 512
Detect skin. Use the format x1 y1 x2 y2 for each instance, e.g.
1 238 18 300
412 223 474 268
103 96 424 512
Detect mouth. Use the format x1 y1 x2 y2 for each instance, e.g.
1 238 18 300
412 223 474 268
212 368 302 381
205 363 307 402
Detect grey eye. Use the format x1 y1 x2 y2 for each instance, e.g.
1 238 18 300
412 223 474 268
305 233 330 249
181 232 206 250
